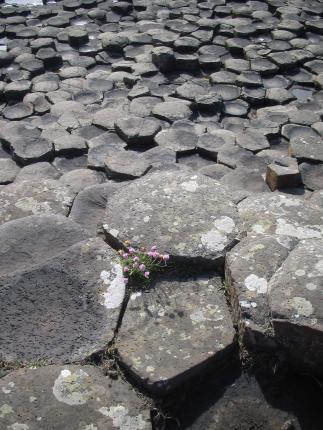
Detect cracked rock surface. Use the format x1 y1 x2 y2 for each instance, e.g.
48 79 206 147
0 0 323 427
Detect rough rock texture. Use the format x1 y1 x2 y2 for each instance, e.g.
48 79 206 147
0 180 75 225
104 170 240 267
1 0 323 425
0 238 125 363
118 274 236 395
269 239 323 375
0 365 150 430
238 193 323 242
225 234 293 347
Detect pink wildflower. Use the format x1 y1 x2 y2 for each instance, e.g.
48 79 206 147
162 254 170 261
144 271 150 278
133 262 139 268
139 264 146 271
151 245 157 251
133 256 139 262
122 252 129 258
123 266 129 273
128 247 136 254
123 277 128 285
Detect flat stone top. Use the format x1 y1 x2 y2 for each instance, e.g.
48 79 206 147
117 274 236 394
238 193 323 243
104 170 241 265
0 365 150 430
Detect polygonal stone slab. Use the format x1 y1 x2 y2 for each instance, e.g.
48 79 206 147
238 193 323 242
152 101 193 123
0 214 90 277
117 274 236 395
103 170 241 266
0 365 151 429
269 239 323 375
154 128 198 154
0 180 76 226
114 116 161 147
0 238 126 364
104 151 152 180
225 234 293 347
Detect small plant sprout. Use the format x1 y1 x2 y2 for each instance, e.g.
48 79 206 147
118 243 169 289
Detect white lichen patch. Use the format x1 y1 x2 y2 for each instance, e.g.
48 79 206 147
295 269 306 277
291 297 314 318
275 218 322 239
201 216 235 252
100 264 125 310
244 274 268 294
0 403 13 418
180 180 198 192
98 405 146 430
52 369 92 405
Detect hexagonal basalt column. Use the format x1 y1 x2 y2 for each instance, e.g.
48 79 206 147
103 170 241 268
117 274 237 395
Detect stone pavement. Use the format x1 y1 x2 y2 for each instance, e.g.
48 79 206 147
0 0 323 428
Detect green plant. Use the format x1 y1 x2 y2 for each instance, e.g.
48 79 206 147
119 243 169 289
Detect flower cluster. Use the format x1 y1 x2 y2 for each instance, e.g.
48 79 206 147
119 243 169 288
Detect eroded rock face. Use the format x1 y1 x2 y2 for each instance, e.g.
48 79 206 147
103 170 241 267
0 238 125 364
117 274 236 395
0 365 151 430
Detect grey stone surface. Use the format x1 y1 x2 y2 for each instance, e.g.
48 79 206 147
104 170 241 266
0 214 90 277
154 128 198 154
59 168 105 193
238 193 323 241
0 365 151 429
0 158 20 185
225 234 292 347
69 182 123 235
54 134 87 156
152 101 193 123
269 239 323 375
15 162 61 182
104 151 152 180
0 179 75 225
289 135 323 163
115 116 161 147
300 162 323 191
0 238 125 363
118 273 236 395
